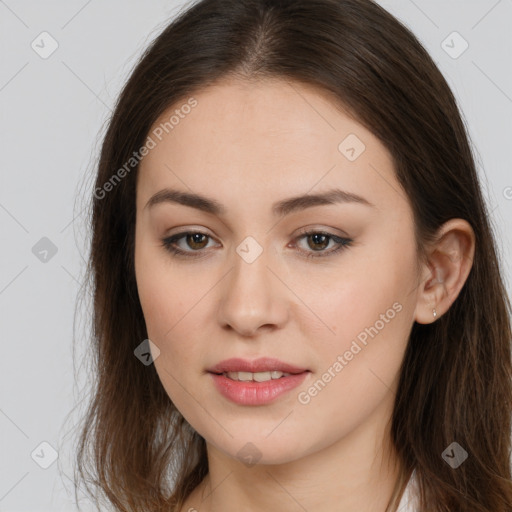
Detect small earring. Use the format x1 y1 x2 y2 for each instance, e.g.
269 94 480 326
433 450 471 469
432 308 437 318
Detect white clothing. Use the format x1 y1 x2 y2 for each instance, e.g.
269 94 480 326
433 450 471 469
396 469 419 511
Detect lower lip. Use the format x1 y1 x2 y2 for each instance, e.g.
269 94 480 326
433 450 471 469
209 372 309 405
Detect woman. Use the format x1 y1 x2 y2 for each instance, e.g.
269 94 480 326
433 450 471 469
74 0 512 510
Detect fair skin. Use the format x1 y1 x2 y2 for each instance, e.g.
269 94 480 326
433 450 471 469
134 77 475 512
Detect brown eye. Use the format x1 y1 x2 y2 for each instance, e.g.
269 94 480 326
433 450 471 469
294 230 353 259
306 233 330 251
161 231 218 257
186 233 209 250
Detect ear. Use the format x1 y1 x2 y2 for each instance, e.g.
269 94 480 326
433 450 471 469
414 218 475 324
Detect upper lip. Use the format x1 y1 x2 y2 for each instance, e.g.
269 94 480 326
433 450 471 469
208 357 309 374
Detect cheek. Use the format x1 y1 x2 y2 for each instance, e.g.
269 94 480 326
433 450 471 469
296 239 415 376
137 273 203 361
134 244 219 383
135 260 205 409
292 262 403 346
294 284 411 443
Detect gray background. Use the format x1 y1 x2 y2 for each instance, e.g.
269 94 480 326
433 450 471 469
1 1 511 510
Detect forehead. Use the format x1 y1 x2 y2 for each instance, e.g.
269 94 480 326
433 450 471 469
137 77 403 213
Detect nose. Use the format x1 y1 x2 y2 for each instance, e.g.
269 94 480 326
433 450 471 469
217 244 290 337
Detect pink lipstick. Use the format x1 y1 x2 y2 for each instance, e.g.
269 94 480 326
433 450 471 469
207 357 310 405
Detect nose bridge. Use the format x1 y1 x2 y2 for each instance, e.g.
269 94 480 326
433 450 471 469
217 236 289 335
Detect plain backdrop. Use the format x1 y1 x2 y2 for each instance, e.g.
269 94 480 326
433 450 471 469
0 1 511 510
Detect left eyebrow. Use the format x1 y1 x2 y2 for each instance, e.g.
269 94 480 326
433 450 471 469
144 187 375 216
273 188 375 216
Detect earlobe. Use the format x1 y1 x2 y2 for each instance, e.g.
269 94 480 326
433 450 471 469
413 219 475 325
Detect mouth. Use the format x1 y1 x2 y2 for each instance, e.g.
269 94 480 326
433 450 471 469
207 358 310 405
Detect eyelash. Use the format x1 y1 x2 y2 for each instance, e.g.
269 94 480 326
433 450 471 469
160 229 352 260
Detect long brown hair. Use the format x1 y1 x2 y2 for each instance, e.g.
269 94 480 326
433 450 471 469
72 0 512 510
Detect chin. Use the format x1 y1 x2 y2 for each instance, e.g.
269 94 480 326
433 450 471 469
203 427 312 466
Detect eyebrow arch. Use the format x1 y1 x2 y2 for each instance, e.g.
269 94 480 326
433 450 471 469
144 187 375 216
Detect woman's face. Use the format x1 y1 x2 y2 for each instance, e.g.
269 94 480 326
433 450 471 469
134 77 421 465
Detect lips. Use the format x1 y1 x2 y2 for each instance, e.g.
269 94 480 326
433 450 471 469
207 357 309 375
